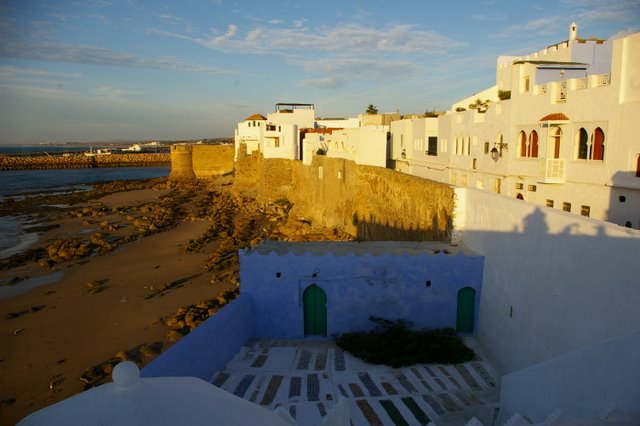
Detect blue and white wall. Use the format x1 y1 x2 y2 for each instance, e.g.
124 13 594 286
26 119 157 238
239 243 484 338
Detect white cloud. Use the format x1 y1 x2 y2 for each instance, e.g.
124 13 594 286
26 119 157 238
0 41 234 74
298 76 346 89
493 17 562 38
160 22 465 56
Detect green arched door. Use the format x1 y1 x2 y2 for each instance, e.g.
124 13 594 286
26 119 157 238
456 287 476 333
303 284 327 336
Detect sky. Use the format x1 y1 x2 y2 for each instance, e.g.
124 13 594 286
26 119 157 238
0 1 638 144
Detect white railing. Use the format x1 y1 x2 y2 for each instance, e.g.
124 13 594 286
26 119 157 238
540 158 566 183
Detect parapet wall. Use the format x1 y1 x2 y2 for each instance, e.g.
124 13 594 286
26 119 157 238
234 149 454 240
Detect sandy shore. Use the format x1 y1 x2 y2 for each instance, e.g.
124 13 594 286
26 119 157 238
0 176 352 425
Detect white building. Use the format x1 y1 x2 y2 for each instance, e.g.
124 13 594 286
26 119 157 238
234 113 266 160
234 104 391 168
394 24 639 228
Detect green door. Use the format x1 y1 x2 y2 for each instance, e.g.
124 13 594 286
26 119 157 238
456 287 476 333
303 284 327 336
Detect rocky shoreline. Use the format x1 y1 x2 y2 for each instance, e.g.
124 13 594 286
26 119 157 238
0 175 353 424
0 153 170 170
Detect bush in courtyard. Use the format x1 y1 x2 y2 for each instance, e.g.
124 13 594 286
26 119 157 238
335 316 475 368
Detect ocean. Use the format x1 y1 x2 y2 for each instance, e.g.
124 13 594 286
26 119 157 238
0 166 169 258
0 166 169 198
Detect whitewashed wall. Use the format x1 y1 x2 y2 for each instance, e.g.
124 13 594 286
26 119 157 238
498 327 640 423
454 187 640 373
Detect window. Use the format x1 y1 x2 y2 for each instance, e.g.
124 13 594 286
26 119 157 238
427 137 438 156
519 131 527 157
592 127 605 161
551 127 562 159
580 205 591 217
529 131 539 158
528 185 537 192
546 199 554 208
577 127 606 161
522 76 530 93
484 142 490 154
563 202 571 212
577 128 589 159
515 182 524 190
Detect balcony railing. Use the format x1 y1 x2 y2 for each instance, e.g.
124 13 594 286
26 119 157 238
539 158 566 183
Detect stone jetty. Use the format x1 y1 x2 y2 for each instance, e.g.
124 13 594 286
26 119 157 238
0 152 170 170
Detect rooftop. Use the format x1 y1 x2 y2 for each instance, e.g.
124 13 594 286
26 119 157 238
244 240 478 257
212 339 500 426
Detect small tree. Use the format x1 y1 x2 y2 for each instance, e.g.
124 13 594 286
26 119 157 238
424 107 438 118
468 98 490 113
498 90 511 100
366 104 378 114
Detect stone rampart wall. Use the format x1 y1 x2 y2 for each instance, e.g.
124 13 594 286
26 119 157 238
0 153 170 170
169 144 234 180
234 150 454 241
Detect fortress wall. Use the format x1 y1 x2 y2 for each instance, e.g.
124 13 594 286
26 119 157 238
191 145 234 178
170 144 234 180
233 151 454 240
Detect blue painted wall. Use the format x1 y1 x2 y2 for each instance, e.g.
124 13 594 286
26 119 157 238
142 294 254 381
240 247 484 338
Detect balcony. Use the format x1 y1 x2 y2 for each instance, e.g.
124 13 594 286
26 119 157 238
539 158 566 183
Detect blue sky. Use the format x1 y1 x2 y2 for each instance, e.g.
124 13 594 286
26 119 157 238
0 0 638 144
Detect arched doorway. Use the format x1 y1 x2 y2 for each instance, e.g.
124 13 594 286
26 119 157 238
303 284 327 336
456 287 476 333
515 193 524 200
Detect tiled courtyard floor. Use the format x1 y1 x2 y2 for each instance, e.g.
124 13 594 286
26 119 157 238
211 339 500 426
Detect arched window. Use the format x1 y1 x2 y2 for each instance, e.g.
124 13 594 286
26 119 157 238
592 127 605 161
529 130 539 158
519 131 527 157
551 127 562 159
636 154 640 177
577 128 589 159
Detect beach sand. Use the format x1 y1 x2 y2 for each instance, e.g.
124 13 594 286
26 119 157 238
0 175 351 425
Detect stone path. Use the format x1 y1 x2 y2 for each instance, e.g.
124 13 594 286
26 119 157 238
212 339 500 426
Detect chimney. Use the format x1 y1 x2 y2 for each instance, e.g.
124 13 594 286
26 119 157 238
569 22 578 41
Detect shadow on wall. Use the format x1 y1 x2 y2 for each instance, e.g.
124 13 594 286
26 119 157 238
354 211 452 241
460 202 640 421
608 171 640 229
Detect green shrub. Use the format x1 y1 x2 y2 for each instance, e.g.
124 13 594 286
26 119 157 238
335 316 475 368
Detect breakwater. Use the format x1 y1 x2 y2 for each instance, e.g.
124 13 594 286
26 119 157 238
0 153 170 171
